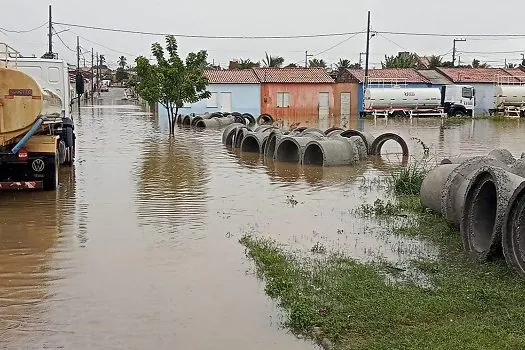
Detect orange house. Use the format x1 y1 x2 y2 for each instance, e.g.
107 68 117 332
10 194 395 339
252 68 335 127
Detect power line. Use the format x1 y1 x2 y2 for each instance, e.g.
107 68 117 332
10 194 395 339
458 49 525 54
292 31 364 66
0 22 47 34
377 30 525 38
53 21 366 39
52 26 75 52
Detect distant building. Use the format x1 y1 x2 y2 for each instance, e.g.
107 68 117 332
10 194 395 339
435 67 525 115
253 67 335 128
176 69 261 117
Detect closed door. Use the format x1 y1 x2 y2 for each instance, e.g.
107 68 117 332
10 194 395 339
319 92 329 120
221 92 232 113
341 92 351 117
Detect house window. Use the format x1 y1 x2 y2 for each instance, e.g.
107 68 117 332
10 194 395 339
277 92 290 108
207 92 218 108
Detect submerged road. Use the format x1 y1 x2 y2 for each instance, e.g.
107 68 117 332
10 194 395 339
2 88 525 349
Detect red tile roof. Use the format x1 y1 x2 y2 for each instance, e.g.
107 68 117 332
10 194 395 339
345 68 430 84
253 68 334 83
436 67 525 83
204 69 259 84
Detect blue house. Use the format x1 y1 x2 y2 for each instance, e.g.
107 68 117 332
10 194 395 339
163 69 261 117
338 68 433 114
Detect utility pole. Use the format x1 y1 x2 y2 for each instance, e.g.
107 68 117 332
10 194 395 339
305 51 313 68
452 39 466 67
364 11 371 87
96 52 99 96
91 48 94 101
76 36 80 71
48 5 53 55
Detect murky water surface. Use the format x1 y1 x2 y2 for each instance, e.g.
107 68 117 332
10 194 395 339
2 89 525 349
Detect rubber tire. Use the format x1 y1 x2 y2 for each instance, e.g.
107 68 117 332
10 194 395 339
43 154 59 191
453 110 465 117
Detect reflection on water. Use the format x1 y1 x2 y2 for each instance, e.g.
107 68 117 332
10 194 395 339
3 88 525 349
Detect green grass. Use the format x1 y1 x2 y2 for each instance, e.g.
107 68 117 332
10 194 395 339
240 196 525 350
390 162 429 196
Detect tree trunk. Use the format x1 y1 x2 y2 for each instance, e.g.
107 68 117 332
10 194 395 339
166 102 173 135
170 106 179 135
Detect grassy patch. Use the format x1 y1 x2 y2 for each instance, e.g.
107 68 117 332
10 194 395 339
390 162 429 196
241 198 525 350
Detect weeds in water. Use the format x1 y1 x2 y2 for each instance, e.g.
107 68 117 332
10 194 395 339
411 137 429 157
358 199 399 217
390 161 430 196
311 242 327 254
286 195 299 207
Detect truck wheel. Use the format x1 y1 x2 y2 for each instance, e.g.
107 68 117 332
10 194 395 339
64 128 75 166
43 154 59 191
453 110 465 117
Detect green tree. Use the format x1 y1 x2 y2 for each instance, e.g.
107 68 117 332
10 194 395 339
285 63 298 68
236 59 260 69
263 52 284 67
116 67 129 83
335 59 360 75
135 35 211 135
472 59 489 68
428 55 443 68
309 58 327 68
118 56 127 69
382 52 422 68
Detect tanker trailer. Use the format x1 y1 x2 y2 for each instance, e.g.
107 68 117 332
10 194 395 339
0 66 75 191
492 85 525 118
363 85 474 118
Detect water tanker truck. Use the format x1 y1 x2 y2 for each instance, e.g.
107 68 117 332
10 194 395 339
0 45 75 191
363 84 475 118
491 85 525 118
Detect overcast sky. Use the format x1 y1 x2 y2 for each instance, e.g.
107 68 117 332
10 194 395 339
2 0 525 69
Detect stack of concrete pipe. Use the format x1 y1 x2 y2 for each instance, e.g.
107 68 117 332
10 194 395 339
222 124 409 167
420 150 525 279
176 112 274 130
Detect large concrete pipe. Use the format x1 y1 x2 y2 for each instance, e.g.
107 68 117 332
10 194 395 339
370 133 409 157
182 115 193 126
275 136 310 164
222 123 246 147
510 159 525 177
196 116 235 129
460 166 525 262
349 136 368 161
440 156 472 165
324 127 344 135
299 128 326 139
191 114 213 127
302 135 359 166
176 114 184 125
488 149 516 166
240 129 274 154
440 157 511 227
340 130 376 154
502 181 525 278
234 127 251 148
264 130 285 159
420 164 460 214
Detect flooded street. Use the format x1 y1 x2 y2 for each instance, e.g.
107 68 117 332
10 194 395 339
2 88 525 349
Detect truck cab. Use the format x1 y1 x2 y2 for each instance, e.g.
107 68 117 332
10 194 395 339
442 85 475 117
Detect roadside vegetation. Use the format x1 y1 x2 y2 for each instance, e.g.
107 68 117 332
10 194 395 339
240 165 525 349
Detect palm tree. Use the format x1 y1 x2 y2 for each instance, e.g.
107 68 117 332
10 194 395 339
428 55 443 69
237 59 260 69
263 52 284 68
118 56 127 69
309 58 327 68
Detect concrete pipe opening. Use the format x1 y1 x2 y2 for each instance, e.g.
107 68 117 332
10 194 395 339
503 183 525 278
195 120 206 129
370 133 409 157
235 128 246 148
303 143 324 165
241 135 261 153
276 139 300 163
225 129 237 147
466 175 498 255
182 116 192 126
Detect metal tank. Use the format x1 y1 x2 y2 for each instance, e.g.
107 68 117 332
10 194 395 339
494 85 525 108
364 87 442 110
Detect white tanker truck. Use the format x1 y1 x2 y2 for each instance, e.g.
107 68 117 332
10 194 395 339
363 84 475 118
0 43 75 191
491 85 525 118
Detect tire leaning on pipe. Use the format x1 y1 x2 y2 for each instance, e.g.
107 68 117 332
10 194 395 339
257 114 274 125
460 166 525 262
340 130 376 154
242 113 256 127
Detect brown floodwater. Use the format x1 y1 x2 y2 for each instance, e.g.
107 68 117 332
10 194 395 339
2 88 525 349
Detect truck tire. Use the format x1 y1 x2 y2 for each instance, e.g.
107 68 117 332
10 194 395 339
43 154 59 191
453 110 466 117
63 126 75 166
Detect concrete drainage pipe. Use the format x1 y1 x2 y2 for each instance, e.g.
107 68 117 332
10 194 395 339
502 181 525 278
340 130 376 154
241 129 274 154
299 128 326 139
196 116 235 129
275 137 310 164
264 130 284 159
349 136 368 161
420 164 460 214
242 113 256 127
440 157 511 227
370 133 409 157
488 149 517 166
182 115 193 126
222 123 246 147
460 166 525 261
302 135 359 166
